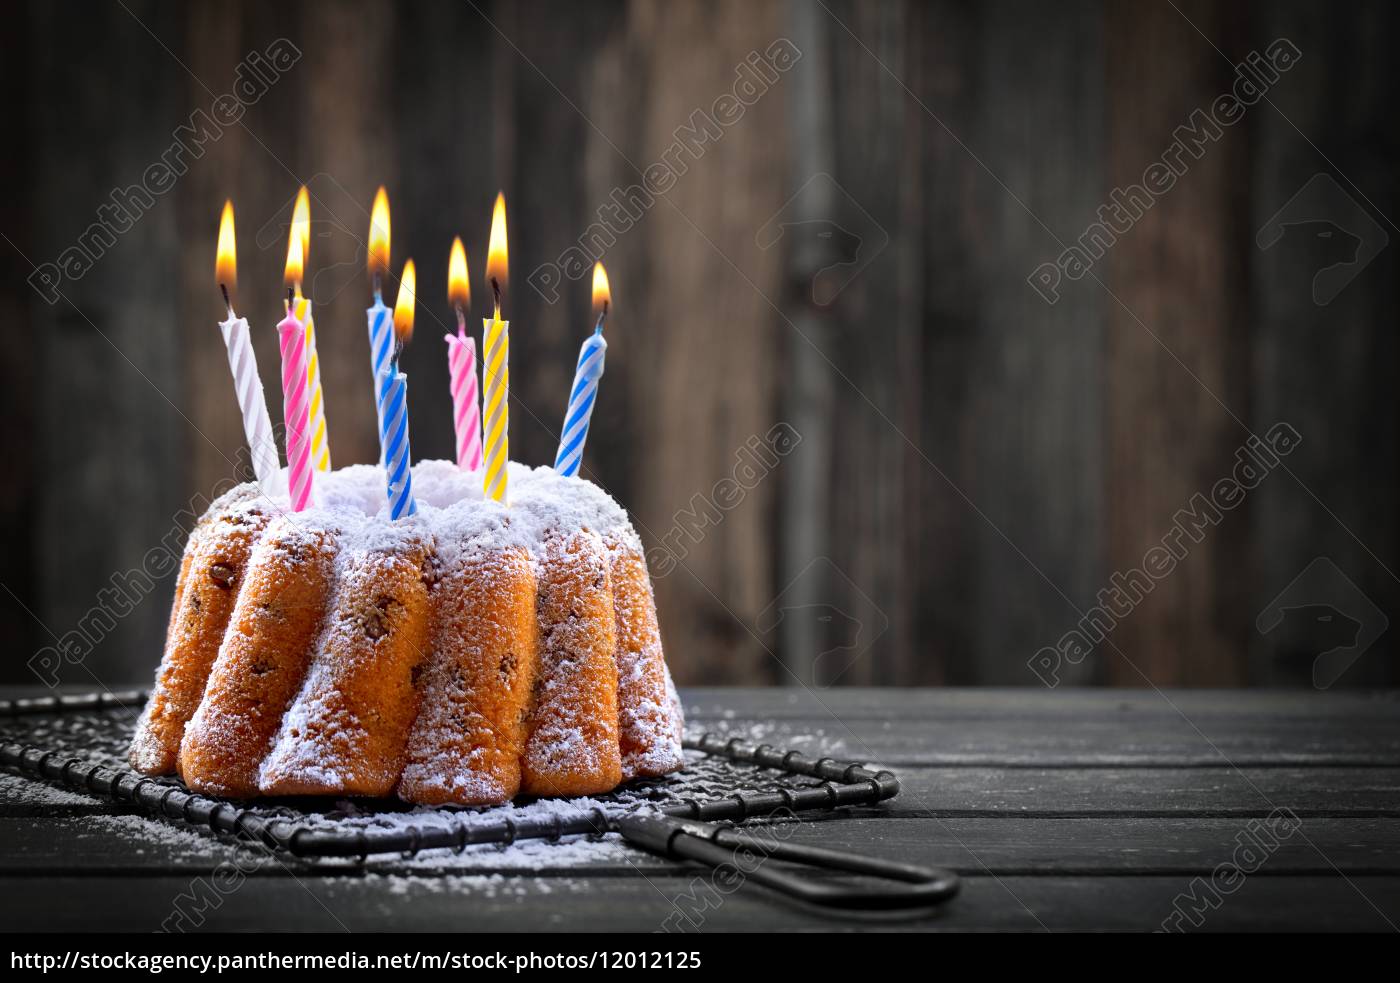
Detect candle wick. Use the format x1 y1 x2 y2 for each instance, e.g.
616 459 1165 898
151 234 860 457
220 283 232 317
455 305 468 336
373 271 383 305
286 286 295 308
595 301 608 334
490 276 502 315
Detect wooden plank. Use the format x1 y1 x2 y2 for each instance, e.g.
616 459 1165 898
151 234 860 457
0 1 39 683
926 0 1105 685
887 765 1400 817
27 0 186 690
682 716 1400 766
1250 0 1400 688
772 0 840 687
5 689 1399 778
285 0 398 478
970 0 1107 686
2 815 1395 877
390 0 501 475
0 815 676 876
17 683 1400 718
0 773 115 819
3 760 1395 826
591 0 787 685
751 814 1400 875
822 0 1108 687
676 687 1400 766
1 873 1395 932
1102 0 1252 685
180 0 300 505
902 0 976 688
678 685 1400 720
487 0 621 475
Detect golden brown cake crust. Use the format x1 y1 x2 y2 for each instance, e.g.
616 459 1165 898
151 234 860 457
399 544 539 805
259 532 433 797
131 462 687 805
129 503 270 775
177 517 338 798
608 541 685 779
521 531 624 798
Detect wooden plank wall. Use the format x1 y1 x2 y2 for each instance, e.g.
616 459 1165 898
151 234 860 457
1 0 1396 689
1103 0 1251 685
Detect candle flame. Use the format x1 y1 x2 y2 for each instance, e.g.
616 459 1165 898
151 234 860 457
216 200 237 293
368 186 391 281
292 185 311 268
592 262 611 320
393 259 416 344
283 217 304 289
486 191 508 310
448 236 470 310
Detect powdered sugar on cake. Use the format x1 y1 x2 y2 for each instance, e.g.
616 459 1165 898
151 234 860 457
234 460 638 557
134 459 683 805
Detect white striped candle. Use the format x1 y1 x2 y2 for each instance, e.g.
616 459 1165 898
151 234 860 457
277 308 317 511
553 327 607 477
218 314 282 499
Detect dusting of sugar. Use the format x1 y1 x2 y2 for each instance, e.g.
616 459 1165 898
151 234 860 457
228 461 636 560
142 458 683 805
0 771 101 808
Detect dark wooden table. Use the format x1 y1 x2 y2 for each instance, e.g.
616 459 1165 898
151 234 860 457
2 688 1398 932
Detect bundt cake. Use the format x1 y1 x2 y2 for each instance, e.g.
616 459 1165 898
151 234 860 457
129 460 685 805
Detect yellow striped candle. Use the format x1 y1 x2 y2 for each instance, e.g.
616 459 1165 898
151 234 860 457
482 311 509 502
482 192 510 503
294 295 330 472
290 187 331 471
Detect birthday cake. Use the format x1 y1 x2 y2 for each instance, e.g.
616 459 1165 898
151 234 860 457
128 460 685 804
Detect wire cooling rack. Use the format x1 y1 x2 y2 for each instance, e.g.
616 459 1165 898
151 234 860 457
0 690 902 860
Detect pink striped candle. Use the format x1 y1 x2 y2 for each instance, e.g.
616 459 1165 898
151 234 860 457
445 325 483 472
277 307 317 511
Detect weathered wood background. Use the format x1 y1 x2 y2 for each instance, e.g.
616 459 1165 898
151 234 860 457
2 0 1396 689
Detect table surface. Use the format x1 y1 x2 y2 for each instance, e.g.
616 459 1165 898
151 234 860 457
2 687 1398 933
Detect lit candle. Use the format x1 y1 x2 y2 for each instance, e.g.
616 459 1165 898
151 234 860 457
482 192 510 503
278 227 317 512
381 260 418 519
288 187 331 472
365 186 393 460
444 236 482 472
554 262 610 477
214 202 281 499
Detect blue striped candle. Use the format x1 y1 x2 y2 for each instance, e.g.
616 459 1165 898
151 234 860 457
367 293 392 463
378 366 418 519
365 186 393 467
554 326 607 477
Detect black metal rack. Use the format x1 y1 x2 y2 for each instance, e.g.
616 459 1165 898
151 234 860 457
0 689 960 909
0 689 900 858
